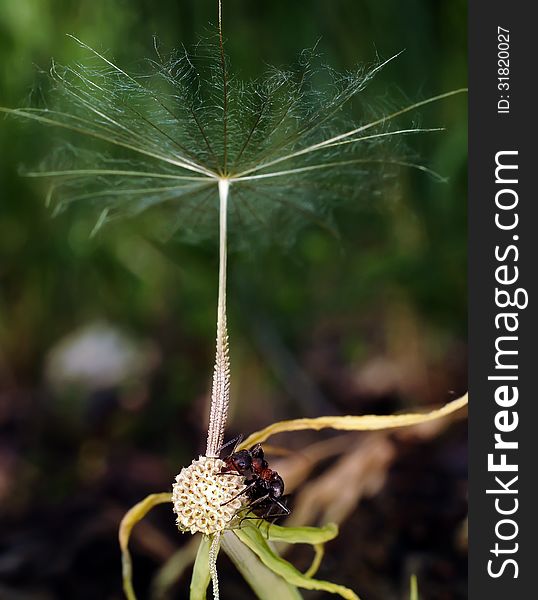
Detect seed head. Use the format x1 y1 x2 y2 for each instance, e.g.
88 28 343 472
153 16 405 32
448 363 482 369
172 456 245 535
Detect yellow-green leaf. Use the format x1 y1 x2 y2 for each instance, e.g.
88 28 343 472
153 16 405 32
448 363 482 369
190 535 212 600
235 526 360 600
248 521 338 578
118 492 172 600
221 530 303 600
240 394 468 448
262 521 338 545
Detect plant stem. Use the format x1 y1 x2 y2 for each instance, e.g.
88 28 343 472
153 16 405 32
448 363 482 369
209 532 222 600
218 0 228 174
206 179 231 458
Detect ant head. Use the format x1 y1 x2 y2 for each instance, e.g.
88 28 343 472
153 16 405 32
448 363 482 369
269 473 285 498
231 450 252 472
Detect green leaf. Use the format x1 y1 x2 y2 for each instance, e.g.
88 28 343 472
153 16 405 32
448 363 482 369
221 531 303 600
263 521 338 545
235 525 360 600
190 535 212 600
258 521 338 578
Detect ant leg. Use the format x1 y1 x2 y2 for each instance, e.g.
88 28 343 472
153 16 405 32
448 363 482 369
247 495 290 515
238 513 263 527
237 505 285 533
221 480 257 506
260 499 291 530
267 510 291 520
230 505 250 527
261 501 290 521
273 498 291 516
246 493 270 509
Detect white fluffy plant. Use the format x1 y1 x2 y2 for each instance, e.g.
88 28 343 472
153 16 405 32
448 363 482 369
2 2 468 598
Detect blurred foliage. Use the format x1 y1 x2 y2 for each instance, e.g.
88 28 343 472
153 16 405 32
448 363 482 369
0 1 466 598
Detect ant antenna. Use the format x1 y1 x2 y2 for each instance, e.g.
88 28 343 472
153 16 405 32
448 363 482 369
218 434 243 455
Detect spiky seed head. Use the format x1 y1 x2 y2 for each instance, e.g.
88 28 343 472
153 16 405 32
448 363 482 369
172 456 245 535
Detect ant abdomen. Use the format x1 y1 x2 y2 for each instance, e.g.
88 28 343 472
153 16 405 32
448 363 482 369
268 473 284 499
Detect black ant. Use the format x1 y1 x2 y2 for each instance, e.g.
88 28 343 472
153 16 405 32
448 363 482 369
219 437 290 521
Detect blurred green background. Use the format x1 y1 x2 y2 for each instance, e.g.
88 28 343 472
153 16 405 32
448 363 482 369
0 1 467 599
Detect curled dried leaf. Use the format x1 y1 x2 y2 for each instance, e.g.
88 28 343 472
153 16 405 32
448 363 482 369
119 492 172 600
240 393 468 448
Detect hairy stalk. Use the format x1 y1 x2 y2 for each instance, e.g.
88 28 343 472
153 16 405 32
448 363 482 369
209 532 222 600
206 179 231 458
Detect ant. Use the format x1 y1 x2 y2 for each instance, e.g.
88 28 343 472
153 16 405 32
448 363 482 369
219 437 290 521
